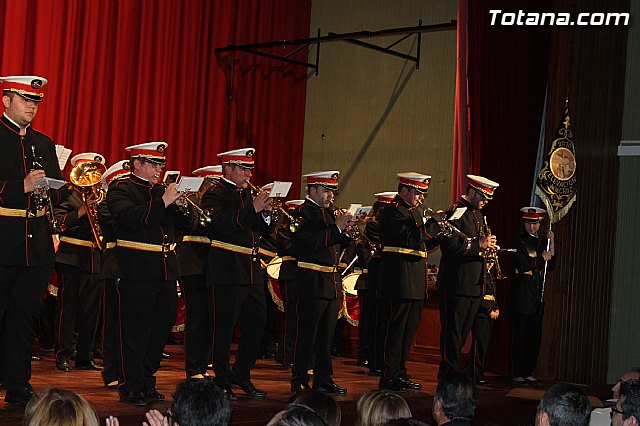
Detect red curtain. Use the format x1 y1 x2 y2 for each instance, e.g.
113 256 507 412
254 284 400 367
454 0 552 375
0 0 311 195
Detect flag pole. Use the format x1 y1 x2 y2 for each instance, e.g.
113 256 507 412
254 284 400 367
540 220 552 303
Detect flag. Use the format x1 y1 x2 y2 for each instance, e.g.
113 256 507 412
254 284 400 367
535 106 577 224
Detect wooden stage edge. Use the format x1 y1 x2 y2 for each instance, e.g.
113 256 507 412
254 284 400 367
0 344 605 426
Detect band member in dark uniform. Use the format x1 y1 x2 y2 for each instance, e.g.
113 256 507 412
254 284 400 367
290 171 352 394
106 141 183 405
0 75 70 405
202 148 273 400
178 165 220 379
361 191 395 376
274 199 303 368
437 174 499 380
377 173 443 392
53 152 108 373
99 160 131 390
508 207 555 387
467 258 500 385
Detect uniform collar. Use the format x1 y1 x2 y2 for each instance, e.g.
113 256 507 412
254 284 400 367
130 173 152 187
394 194 413 209
2 113 29 134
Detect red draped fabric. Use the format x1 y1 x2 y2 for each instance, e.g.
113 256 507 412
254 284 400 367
0 0 311 194
454 0 552 375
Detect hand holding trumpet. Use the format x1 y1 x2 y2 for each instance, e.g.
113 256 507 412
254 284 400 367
252 191 273 213
162 182 182 207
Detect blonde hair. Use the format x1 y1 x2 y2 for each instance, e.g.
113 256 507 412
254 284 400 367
24 388 100 426
356 390 412 426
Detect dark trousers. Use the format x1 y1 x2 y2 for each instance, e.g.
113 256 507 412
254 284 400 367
54 263 102 361
117 279 176 394
357 288 377 362
209 284 266 386
467 313 493 381
182 274 211 377
261 275 278 352
510 311 543 378
438 290 482 379
380 298 423 380
38 293 57 350
0 263 53 390
101 277 120 382
291 297 340 386
279 279 296 365
370 297 385 372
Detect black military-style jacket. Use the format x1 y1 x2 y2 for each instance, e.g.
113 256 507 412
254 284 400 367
106 174 184 282
479 268 498 317
54 190 104 273
274 220 298 281
507 232 556 315
377 195 440 300
176 194 210 277
0 115 69 267
202 178 270 286
437 196 486 297
290 198 351 300
101 178 126 279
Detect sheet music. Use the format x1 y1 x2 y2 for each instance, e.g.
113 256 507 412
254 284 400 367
55 145 72 170
269 181 292 198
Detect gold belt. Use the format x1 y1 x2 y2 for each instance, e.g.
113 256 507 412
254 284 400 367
282 256 296 262
0 206 46 218
182 235 211 244
105 242 116 250
515 270 534 276
259 248 277 258
117 239 176 253
59 236 96 249
483 295 496 301
210 240 257 256
382 246 427 259
297 261 336 273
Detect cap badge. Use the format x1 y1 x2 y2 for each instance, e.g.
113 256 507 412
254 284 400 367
31 79 44 89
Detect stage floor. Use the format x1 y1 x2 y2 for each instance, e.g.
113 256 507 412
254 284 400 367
1 344 556 425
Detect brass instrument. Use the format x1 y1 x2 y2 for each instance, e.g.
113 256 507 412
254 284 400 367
245 180 303 233
30 146 66 234
480 216 507 280
163 182 213 228
329 200 359 239
425 206 474 245
69 160 107 250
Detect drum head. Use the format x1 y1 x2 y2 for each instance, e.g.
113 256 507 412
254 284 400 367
342 273 360 296
267 256 282 280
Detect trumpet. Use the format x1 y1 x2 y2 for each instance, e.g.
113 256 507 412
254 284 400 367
329 200 359 239
245 180 304 233
425 207 473 244
69 160 107 250
30 146 66 234
163 182 213 228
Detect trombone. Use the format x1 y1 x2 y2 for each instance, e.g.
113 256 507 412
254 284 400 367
244 180 304 233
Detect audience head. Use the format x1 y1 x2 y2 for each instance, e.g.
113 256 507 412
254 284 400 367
24 388 99 426
356 390 412 426
613 368 640 399
290 390 341 426
535 383 591 426
385 418 431 426
612 379 640 426
267 403 328 426
432 373 477 425
170 379 231 426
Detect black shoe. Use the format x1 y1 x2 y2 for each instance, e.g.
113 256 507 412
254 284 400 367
291 382 311 393
144 387 165 401
525 377 544 388
476 378 490 386
369 368 383 376
31 355 42 361
56 359 74 372
356 359 369 367
379 377 408 392
221 385 237 400
161 352 170 359
5 386 36 406
399 377 422 390
101 372 119 389
510 378 530 387
119 391 147 406
230 379 267 398
313 380 347 394
75 359 104 371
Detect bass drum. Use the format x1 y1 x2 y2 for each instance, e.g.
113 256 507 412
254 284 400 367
266 256 283 280
341 272 361 296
